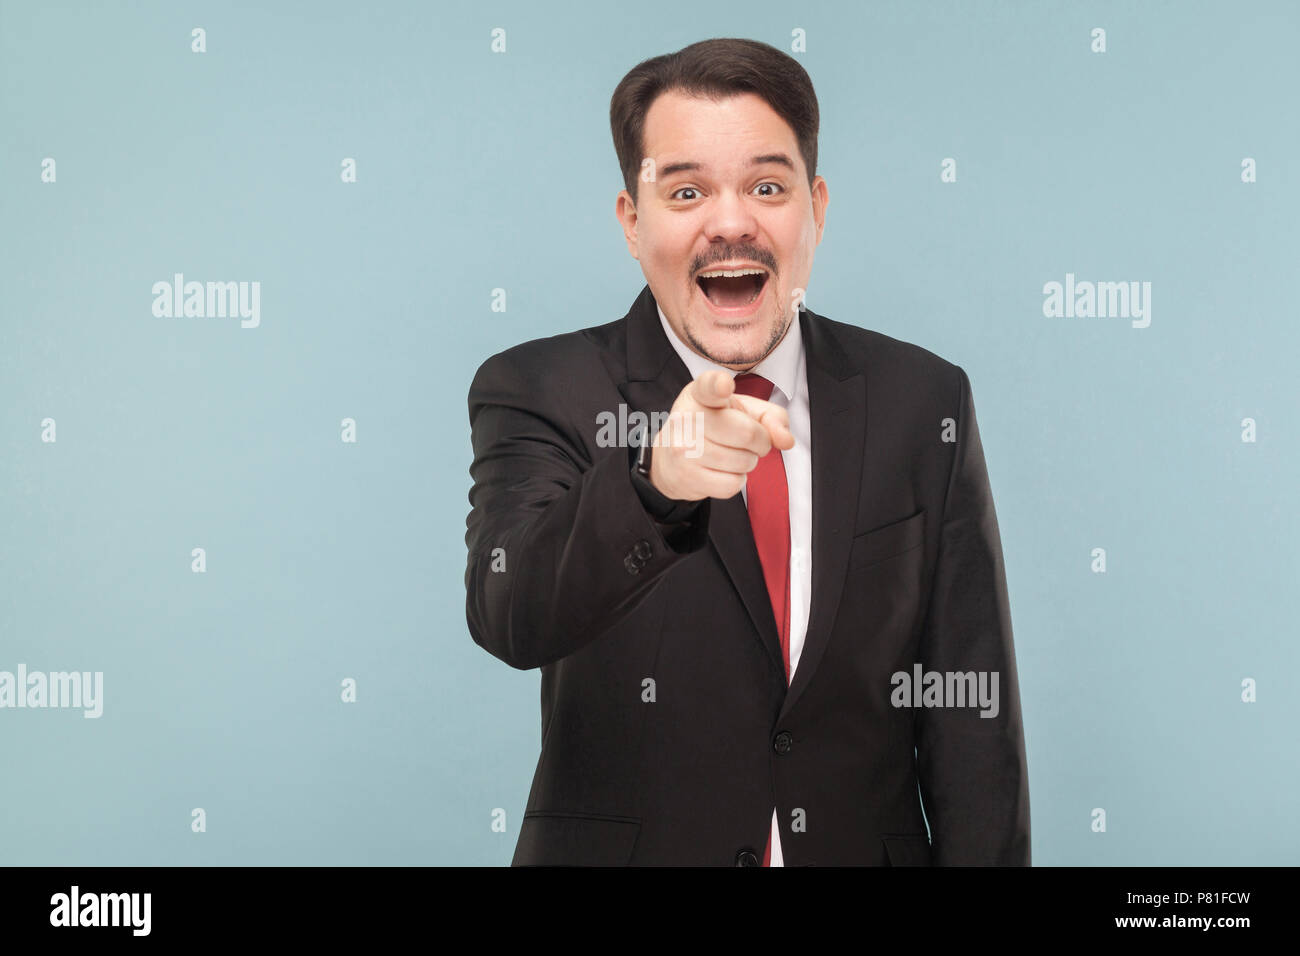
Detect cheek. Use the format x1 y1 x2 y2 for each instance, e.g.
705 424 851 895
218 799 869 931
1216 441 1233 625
646 242 688 281
641 218 688 260
780 236 814 286
775 210 816 258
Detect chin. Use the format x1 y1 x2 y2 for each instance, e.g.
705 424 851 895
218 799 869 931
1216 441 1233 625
692 317 781 367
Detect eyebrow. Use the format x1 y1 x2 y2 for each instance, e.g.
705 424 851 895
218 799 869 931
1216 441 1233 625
658 153 796 178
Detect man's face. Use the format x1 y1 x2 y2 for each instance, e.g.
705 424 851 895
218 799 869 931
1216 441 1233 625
616 89 828 371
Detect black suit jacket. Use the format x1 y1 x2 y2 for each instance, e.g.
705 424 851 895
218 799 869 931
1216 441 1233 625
464 284 1030 866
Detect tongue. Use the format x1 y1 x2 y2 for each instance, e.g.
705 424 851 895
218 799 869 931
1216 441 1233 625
701 274 760 307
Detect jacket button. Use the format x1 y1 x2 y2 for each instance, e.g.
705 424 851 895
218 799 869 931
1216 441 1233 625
773 731 793 754
633 538 653 560
735 848 760 867
624 555 640 575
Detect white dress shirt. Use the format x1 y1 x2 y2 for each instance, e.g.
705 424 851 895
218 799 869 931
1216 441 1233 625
657 304 812 867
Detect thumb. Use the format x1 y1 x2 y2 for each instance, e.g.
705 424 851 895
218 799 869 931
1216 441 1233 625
691 369 735 409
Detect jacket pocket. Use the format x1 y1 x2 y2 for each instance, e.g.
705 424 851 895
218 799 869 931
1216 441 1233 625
881 833 933 866
848 509 926 571
514 811 642 866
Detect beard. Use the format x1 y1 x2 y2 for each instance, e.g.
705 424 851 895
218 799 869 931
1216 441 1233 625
684 296 793 370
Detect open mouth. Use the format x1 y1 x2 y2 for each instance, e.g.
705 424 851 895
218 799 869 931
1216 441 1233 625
695 268 768 309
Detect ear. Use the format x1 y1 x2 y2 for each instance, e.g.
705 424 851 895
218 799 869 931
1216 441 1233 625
615 189 640 260
810 176 829 245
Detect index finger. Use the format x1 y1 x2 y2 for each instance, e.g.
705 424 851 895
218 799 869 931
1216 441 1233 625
729 394 795 450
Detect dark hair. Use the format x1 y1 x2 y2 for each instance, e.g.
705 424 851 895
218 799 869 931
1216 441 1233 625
609 38 819 204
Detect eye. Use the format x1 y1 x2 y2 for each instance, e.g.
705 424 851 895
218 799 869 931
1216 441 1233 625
670 186 700 200
753 182 784 197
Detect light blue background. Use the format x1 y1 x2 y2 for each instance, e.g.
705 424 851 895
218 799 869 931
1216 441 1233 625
2 0 1296 865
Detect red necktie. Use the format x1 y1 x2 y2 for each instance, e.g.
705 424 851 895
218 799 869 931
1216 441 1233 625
732 372 791 868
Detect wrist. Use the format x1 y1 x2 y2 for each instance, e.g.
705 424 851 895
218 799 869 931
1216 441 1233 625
636 429 672 497
632 437 698 522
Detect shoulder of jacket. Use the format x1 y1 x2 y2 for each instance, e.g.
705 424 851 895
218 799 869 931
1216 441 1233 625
470 318 621 390
810 311 966 392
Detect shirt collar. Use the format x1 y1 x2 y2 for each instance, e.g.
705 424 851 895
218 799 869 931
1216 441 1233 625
656 303 803 403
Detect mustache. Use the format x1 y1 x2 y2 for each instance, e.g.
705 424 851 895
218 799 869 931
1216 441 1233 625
690 247 777 274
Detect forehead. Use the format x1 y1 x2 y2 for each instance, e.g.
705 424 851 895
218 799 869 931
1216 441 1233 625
641 90 801 173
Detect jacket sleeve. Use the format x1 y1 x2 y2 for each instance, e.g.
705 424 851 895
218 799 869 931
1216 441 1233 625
464 349 711 670
914 366 1032 865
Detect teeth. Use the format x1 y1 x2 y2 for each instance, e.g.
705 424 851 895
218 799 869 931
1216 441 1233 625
698 268 766 279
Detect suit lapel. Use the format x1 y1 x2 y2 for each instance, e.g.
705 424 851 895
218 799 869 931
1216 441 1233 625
779 309 864 723
616 285 866 713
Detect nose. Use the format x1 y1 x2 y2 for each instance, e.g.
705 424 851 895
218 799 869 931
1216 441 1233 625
701 189 760 248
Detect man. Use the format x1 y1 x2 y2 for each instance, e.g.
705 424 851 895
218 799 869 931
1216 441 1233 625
464 38 1030 866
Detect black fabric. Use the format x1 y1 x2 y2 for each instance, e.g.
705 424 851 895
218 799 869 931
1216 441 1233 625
464 284 1031 866
630 457 703 524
